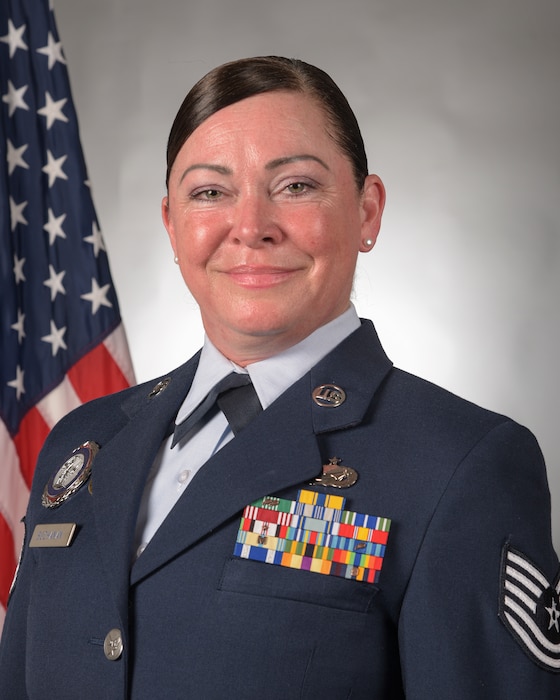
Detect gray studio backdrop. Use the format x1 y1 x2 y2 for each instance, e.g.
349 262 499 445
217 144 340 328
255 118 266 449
53 0 560 547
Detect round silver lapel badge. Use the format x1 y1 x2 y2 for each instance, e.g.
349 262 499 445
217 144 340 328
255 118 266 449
312 384 346 407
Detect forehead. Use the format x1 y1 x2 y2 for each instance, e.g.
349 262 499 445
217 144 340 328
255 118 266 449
177 91 335 160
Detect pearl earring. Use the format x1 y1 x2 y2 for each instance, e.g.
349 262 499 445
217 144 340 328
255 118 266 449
174 256 179 264
364 239 373 248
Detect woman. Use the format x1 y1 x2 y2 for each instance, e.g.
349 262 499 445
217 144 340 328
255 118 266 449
1 56 558 699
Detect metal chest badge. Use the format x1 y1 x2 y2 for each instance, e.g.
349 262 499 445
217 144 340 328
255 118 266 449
312 457 358 488
42 441 99 509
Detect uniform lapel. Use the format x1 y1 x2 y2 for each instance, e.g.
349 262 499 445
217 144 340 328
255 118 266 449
130 320 392 585
130 379 321 585
91 358 198 611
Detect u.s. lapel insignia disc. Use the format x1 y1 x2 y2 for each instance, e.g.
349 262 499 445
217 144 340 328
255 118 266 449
42 441 99 509
312 457 359 488
312 384 346 407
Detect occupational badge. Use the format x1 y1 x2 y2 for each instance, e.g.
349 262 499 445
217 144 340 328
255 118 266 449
499 542 560 672
234 489 391 584
42 441 99 509
312 456 358 488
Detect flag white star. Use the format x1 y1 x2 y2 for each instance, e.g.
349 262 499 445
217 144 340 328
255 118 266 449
11 309 26 344
0 20 28 58
36 32 66 69
7 365 25 400
42 150 68 187
43 264 66 301
43 208 67 245
83 221 106 257
41 320 68 357
37 91 69 129
13 254 26 283
81 278 113 314
2 80 29 117
6 139 29 174
10 196 28 230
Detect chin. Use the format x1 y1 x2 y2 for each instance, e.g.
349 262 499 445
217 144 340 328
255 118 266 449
234 317 292 339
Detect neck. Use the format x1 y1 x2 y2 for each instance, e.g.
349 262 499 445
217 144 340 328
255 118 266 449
206 332 299 367
202 304 354 367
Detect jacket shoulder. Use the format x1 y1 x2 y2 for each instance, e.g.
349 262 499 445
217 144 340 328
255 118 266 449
379 366 532 450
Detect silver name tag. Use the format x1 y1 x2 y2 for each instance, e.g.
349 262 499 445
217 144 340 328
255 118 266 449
29 523 77 548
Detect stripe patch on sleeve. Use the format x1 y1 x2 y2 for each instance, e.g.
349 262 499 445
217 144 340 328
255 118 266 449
499 542 560 672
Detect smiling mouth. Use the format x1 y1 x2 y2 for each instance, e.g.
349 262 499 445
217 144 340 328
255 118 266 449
224 266 300 288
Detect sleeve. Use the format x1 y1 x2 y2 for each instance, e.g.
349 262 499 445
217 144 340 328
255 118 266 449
398 419 560 699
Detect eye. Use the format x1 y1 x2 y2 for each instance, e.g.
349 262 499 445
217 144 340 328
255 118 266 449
191 188 222 200
285 182 310 195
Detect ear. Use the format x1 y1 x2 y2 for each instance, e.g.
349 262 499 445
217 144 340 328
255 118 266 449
161 195 177 257
359 174 385 252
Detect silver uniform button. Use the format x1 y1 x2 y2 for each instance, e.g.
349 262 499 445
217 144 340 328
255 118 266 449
104 628 123 661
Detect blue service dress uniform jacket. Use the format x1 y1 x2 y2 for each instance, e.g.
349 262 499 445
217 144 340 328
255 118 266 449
1 320 559 699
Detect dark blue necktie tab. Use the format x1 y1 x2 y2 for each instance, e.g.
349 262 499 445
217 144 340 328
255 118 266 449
172 372 261 447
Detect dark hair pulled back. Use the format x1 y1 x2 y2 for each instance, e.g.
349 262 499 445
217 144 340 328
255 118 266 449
165 56 368 190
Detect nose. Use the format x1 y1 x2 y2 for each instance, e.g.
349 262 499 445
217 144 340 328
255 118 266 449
230 193 282 247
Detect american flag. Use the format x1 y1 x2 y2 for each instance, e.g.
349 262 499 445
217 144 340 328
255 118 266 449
0 0 135 631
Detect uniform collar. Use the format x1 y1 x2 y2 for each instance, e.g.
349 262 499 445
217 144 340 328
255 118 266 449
175 304 361 424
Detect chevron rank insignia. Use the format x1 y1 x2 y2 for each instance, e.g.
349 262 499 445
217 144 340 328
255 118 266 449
499 543 560 672
233 489 391 584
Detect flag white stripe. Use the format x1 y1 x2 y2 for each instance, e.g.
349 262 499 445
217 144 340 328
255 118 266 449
36 375 81 428
103 324 135 386
0 420 29 559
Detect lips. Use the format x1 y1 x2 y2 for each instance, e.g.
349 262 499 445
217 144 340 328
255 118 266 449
223 265 301 289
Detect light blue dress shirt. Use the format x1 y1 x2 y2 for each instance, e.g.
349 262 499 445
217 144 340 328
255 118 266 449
133 305 361 558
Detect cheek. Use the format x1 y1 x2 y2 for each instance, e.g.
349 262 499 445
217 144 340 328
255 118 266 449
283 208 334 253
173 215 220 265
301 212 359 265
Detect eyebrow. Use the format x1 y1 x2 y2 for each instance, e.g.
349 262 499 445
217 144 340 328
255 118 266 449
179 154 330 184
265 154 330 171
179 163 232 184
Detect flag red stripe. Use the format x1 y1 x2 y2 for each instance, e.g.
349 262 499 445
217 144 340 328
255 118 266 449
12 408 51 490
68 342 130 404
0 514 17 610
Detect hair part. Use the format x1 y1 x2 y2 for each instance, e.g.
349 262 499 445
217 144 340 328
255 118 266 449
165 56 368 190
